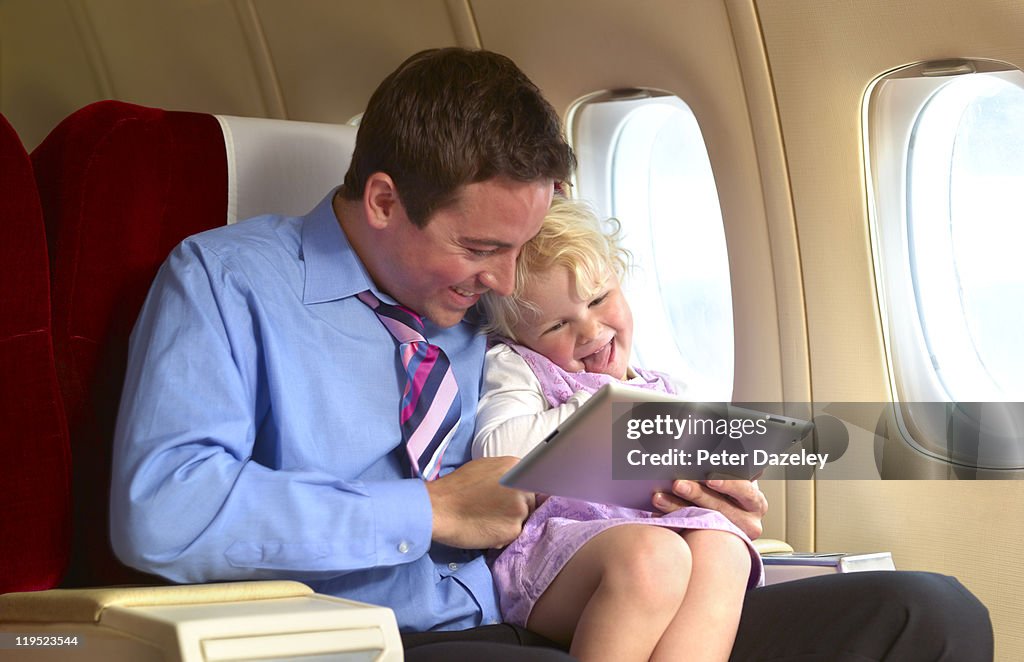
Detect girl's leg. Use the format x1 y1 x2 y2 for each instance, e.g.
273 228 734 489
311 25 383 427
526 525 692 662
651 529 752 662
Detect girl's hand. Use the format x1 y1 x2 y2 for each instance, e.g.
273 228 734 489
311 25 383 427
652 478 767 540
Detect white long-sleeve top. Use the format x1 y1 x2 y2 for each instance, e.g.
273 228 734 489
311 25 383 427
472 344 593 459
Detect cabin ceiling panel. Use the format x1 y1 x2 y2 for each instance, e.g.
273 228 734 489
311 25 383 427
1 0 470 149
0 2 107 150
250 0 465 124
472 0 740 120
76 0 268 117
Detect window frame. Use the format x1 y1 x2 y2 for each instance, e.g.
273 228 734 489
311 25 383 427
568 89 735 401
863 58 1024 469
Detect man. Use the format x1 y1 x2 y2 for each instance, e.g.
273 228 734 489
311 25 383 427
112 48 574 661
112 48 992 661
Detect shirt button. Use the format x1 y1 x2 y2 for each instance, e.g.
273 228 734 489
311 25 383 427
448 562 459 571
398 541 411 554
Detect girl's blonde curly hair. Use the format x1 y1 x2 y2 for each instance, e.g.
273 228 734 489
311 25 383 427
480 196 630 340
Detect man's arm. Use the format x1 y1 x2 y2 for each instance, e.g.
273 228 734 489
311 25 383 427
112 239 535 584
110 241 441 582
426 456 535 548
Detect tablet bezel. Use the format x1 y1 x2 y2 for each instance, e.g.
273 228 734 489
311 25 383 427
500 382 814 510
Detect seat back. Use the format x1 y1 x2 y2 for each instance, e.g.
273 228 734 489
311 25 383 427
216 114 357 224
0 113 72 592
32 100 357 586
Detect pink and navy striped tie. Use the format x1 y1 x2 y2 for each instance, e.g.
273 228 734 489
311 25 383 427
358 291 461 481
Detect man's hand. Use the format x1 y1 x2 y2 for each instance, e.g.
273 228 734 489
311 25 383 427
425 456 536 549
652 478 767 540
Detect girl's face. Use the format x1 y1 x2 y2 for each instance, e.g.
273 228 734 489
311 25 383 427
511 266 633 379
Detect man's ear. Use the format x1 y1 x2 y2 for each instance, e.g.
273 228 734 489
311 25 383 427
363 172 402 230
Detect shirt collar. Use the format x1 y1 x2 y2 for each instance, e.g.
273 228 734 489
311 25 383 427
298 188 483 329
301 188 376 304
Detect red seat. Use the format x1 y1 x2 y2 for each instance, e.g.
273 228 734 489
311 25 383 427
31 101 228 586
30 100 357 588
2 109 399 660
0 113 72 592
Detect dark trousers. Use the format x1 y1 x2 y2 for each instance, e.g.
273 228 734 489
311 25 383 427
403 624 573 661
402 571 993 662
730 571 993 662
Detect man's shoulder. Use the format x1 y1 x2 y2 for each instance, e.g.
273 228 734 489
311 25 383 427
182 213 302 258
160 213 307 296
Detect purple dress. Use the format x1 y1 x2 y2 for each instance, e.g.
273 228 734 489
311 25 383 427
489 342 765 627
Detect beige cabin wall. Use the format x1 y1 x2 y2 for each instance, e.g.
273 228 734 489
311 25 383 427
816 481 1024 661
472 0 803 408
755 1 1024 658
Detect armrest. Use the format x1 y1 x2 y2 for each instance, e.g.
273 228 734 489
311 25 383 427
0 581 402 662
752 538 794 555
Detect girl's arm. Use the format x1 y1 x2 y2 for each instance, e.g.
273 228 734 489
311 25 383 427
472 344 591 459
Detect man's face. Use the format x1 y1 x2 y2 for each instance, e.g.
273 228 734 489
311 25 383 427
377 177 553 328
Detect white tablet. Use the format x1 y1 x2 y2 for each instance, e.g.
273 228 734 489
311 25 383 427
500 382 815 510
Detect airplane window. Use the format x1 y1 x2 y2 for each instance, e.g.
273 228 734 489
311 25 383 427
865 61 1024 469
570 91 733 400
908 75 1024 401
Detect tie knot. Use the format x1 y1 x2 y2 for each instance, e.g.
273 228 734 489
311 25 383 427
357 290 426 343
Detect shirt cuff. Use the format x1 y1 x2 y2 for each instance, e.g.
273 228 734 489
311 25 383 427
363 478 433 566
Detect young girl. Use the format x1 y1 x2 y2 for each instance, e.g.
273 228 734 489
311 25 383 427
474 196 763 662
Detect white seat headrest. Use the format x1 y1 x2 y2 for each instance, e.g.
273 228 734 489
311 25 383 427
215 115 358 224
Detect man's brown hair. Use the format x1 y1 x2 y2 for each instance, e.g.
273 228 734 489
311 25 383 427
340 48 575 227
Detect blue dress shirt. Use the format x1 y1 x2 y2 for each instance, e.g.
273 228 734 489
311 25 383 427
110 191 498 632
